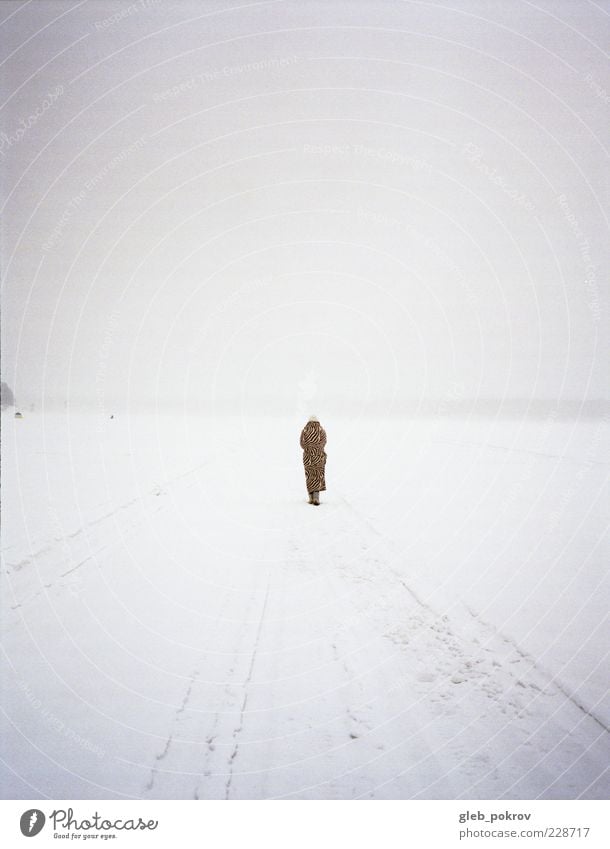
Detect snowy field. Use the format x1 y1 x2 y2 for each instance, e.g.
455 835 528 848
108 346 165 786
1 408 608 799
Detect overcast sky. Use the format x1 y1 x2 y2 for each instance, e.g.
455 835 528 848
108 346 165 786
1 0 608 412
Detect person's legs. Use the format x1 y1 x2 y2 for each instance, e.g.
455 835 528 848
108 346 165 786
313 490 320 505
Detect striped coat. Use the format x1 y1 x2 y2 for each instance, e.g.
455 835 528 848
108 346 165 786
300 421 327 493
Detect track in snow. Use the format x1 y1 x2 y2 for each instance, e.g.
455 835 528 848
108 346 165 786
1 414 608 799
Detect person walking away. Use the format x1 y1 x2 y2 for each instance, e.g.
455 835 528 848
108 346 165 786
300 415 327 505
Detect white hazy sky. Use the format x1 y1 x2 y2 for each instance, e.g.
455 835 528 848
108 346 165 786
1 0 608 411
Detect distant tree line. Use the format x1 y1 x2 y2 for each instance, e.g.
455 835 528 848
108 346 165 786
1 382 15 409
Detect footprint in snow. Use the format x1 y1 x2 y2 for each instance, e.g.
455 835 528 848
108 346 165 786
417 671 436 682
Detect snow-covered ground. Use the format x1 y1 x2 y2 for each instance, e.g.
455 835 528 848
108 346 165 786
1 408 608 799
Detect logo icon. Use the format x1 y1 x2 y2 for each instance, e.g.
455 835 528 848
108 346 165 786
19 809 45 837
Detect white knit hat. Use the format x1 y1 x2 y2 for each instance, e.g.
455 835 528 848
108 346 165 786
308 415 319 422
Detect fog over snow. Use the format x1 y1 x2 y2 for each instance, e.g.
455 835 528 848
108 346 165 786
1 0 608 800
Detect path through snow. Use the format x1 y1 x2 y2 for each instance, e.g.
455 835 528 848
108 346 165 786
1 412 608 799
